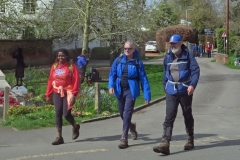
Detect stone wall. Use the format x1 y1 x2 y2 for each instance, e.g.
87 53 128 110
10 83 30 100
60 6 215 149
215 53 228 64
0 40 53 69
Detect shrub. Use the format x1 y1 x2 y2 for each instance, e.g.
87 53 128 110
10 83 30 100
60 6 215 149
156 25 197 52
7 105 54 116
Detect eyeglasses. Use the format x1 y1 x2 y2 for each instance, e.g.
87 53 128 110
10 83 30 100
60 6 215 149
124 48 133 51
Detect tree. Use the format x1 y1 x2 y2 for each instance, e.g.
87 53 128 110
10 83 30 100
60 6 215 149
143 1 179 31
52 0 147 63
0 0 53 40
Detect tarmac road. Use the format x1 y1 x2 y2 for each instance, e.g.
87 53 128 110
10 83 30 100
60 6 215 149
1 57 240 160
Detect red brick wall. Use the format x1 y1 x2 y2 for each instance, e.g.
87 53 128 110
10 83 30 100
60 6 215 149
0 40 52 69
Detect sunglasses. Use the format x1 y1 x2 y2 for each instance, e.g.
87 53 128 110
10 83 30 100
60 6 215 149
124 48 133 51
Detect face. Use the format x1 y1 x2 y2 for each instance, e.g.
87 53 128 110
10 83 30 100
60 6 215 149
170 42 182 55
124 43 135 58
57 52 67 63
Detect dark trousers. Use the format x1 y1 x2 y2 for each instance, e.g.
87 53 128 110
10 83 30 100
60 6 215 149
79 67 86 84
118 90 136 140
162 93 194 141
207 50 211 58
53 92 75 127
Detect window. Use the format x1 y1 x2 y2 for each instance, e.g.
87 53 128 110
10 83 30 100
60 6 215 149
0 2 5 13
23 0 36 14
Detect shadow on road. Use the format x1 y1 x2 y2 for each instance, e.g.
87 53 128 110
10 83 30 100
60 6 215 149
169 139 240 156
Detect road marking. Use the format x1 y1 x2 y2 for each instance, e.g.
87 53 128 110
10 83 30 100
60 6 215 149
7 149 108 160
218 135 230 140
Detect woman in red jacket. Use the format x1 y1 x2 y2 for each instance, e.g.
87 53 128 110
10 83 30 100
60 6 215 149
46 48 80 145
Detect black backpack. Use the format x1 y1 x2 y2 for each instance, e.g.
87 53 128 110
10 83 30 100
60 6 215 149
89 67 102 81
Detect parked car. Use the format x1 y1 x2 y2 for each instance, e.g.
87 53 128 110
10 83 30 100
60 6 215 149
145 41 158 52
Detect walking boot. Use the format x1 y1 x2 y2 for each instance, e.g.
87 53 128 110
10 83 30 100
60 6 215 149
184 136 194 150
52 136 64 145
72 124 80 140
153 140 170 155
52 127 64 145
129 122 138 140
118 139 128 149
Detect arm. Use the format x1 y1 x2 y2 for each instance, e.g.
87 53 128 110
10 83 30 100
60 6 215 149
71 64 80 95
138 61 151 102
189 52 200 89
162 57 168 93
108 58 119 90
45 65 54 98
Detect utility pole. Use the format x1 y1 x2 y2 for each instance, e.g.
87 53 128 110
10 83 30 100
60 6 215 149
226 0 229 55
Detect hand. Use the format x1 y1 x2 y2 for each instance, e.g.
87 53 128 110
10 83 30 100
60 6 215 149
145 100 150 105
70 95 76 106
109 88 114 95
46 97 50 104
187 86 195 95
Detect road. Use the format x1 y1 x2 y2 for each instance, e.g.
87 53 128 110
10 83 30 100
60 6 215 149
1 57 240 160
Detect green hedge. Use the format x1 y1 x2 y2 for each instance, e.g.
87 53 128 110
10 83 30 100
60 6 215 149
90 47 111 60
216 28 240 56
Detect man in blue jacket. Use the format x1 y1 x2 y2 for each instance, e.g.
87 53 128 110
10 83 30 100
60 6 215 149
77 50 88 83
153 34 200 155
108 40 151 149
193 43 199 58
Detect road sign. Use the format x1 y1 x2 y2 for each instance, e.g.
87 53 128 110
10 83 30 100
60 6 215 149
221 32 226 38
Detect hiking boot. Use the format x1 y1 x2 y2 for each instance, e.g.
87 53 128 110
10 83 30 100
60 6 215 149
153 141 170 155
130 122 138 140
72 124 80 140
118 139 128 149
184 136 194 150
52 136 64 145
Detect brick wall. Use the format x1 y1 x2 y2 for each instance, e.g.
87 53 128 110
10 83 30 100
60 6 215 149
215 53 228 64
0 40 53 69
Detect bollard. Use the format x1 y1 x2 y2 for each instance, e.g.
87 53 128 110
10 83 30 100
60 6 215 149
95 82 100 114
3 86 10 120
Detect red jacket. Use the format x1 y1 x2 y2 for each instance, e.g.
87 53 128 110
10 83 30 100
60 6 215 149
206 43 212 51
45 62 80 98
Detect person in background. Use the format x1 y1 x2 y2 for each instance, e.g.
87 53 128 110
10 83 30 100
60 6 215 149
206 42 212 58
46 48 80 145
12 47 25 86
77 49 88 83
192 44 199 58
153 34 200 155
199 44 204 58
108 40 151 149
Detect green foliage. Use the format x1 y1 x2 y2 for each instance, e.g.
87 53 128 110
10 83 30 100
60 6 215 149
90 47 111 60
216 28 240 56
7 105 54 116
145 1 178 31
216 28 226 54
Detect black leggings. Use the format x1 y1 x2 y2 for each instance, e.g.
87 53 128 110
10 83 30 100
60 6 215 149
53 92 75 127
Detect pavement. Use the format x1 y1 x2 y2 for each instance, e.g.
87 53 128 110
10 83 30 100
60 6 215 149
1 54 240 160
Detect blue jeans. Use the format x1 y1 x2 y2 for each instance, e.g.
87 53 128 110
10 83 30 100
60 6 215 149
118 90 136 140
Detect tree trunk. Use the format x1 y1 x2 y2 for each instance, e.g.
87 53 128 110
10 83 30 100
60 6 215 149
82 0 91 53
